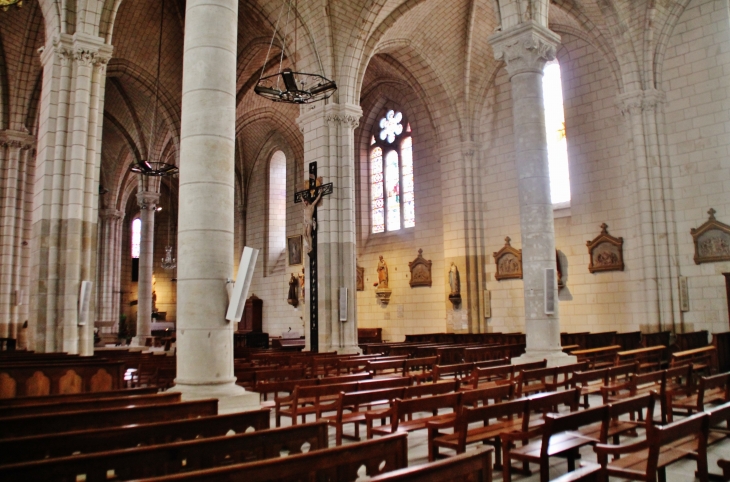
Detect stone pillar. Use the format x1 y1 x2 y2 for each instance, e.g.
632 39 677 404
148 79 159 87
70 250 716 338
133 191 158 346
618 90 678 332
32 34 112 355
438 142 485 333
0 131 35 344
96 209 124 335
489 22 574 366
297 103 362 354
171 0 258 411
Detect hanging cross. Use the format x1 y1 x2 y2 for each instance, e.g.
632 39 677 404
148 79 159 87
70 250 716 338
294 162 333 352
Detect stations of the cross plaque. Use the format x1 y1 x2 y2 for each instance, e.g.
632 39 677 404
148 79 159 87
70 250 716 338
294 162 333 353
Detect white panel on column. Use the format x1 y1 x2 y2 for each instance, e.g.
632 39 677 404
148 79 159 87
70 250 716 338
226 247 259 322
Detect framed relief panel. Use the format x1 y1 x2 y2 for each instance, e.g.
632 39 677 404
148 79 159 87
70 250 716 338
493 237 522 280
287 235 303 266
586 223 624 273
409 249 432 287
691 208 730 264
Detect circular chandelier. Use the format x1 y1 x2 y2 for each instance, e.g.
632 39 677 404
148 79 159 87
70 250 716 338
131 160 178 177
254 0 336 104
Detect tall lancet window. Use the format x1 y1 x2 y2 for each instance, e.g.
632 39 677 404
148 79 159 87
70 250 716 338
542 59 571 207
370 110 415 233
131 218 142 258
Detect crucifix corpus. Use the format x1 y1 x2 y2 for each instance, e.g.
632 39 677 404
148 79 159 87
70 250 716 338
294 162 333 352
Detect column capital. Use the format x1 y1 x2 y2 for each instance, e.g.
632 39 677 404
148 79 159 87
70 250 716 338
488 21 560 77
0 129 35 150
99 209 124 221
297 103 363 133
436 141 482 159
136 191 160 211
617 89 666 116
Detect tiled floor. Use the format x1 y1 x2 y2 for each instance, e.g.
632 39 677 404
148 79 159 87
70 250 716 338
273 395 730 481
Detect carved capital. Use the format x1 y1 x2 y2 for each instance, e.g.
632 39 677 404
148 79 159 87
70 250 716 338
325 114 360 129
617 89 666 116
100 209 124 222
136 191 160 211
488 21 560 77
0 129 35 150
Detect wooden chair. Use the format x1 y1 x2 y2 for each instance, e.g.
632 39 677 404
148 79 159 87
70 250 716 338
368 392 461 439
669 372 729 421
593 411 710 482
322 387 405 445
718 459 730 482
571 367 609 408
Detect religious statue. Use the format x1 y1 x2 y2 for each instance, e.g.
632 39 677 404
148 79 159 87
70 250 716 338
448 262 461 306
287 273 299 307
302 185 324 254
376 255 389 289
449 263 460 296
298 270 305 302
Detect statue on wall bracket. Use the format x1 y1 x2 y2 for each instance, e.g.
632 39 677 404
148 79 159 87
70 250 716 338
493 237 522 280
691 208 730 264
409 249 433 287
586 223 624 273
448 262 461 306
374 255 392 304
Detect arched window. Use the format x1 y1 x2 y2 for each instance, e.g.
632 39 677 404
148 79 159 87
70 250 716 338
268 150 287 274
371 110 415 233
131 218 141 258
542 59 571 207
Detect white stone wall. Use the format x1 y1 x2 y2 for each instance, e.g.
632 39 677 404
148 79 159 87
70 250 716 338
663 0 730 335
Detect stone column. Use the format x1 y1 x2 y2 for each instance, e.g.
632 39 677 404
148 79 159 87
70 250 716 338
0 131 35 344
32 34 112 355
96 209 124 335
489 22 574 366
438 142 486 333
297 103 362 354
133 191 158 346
171 0 258 411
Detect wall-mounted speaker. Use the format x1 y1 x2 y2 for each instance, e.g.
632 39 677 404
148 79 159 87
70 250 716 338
544 268 556 315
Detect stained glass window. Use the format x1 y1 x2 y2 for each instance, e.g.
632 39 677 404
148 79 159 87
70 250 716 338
370 110 415 233
542 60 571 206
371 147 384 233
131 218 141 258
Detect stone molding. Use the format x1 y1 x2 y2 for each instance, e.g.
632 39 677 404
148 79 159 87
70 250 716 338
136 191 160 211
99 209 124 222
436 141 482 159
40 33 113 68
0 130 35 150
488 20 560 77
617 89 666 116
297 103 363 133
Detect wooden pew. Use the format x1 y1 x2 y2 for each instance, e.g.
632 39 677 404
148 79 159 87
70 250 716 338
0 386 158 407
467 363 516 389
671 345 718 375
612 331 643 351
130 433 409 482
0 399 218 439
324 387 406 445
670 372 730 420
593 411 710 482
719 459 730 482
615 345 665 373
0 358 125 397
571 367 609 408
0 409 270 464
366 447 493 482
674 330 710 352
0 391 180 418
583 332 617 349
571 345 621 369
507 405 610 482
714 332 730 373
359 327 383 344
368 392 460 439
0 422 329 481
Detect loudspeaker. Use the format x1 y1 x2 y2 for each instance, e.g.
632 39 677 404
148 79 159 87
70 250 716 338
226 247 260 322
339 287 348 322
544 268 556 315
78 281 93 326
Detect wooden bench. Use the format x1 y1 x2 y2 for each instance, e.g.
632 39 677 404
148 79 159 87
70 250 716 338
359 327 383 344
403 356 440 382
0 358 125 397
0 409 270 464
571 367 609 408
613 331 643 351
466 363 515 389
323 387 406 445
616 345 665 373
593 411 710 482
0 391 180 418
507 404 609 482
0 399 218 439
571 345 621 369
129 432 409 482
368 392 461 439
671 345 718 375
714 332 730 373
0 386 158 407
547 362 590 391
719 459 730 482
670 372 730 420
366 447 493 482
0 422 329 481
674 330 710 352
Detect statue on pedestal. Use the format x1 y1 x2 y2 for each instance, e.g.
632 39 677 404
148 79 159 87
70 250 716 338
448 262 461 306
375 255 392 304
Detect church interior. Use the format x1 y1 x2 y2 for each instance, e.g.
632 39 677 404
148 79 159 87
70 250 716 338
0 0 729 481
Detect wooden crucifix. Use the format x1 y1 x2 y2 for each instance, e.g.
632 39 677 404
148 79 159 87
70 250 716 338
294 162 333 352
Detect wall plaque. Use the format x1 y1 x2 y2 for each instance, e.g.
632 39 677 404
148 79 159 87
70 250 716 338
409 249 432 287
690 208 730 264
356 265 365 291
586 223 624 273
493 237 522 280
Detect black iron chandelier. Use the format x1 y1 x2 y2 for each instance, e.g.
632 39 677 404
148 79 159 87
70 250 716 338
0 0 22 11
130 0 178 178
254 0 336 104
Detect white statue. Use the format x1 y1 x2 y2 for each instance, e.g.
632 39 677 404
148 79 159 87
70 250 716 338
449 262 460 296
